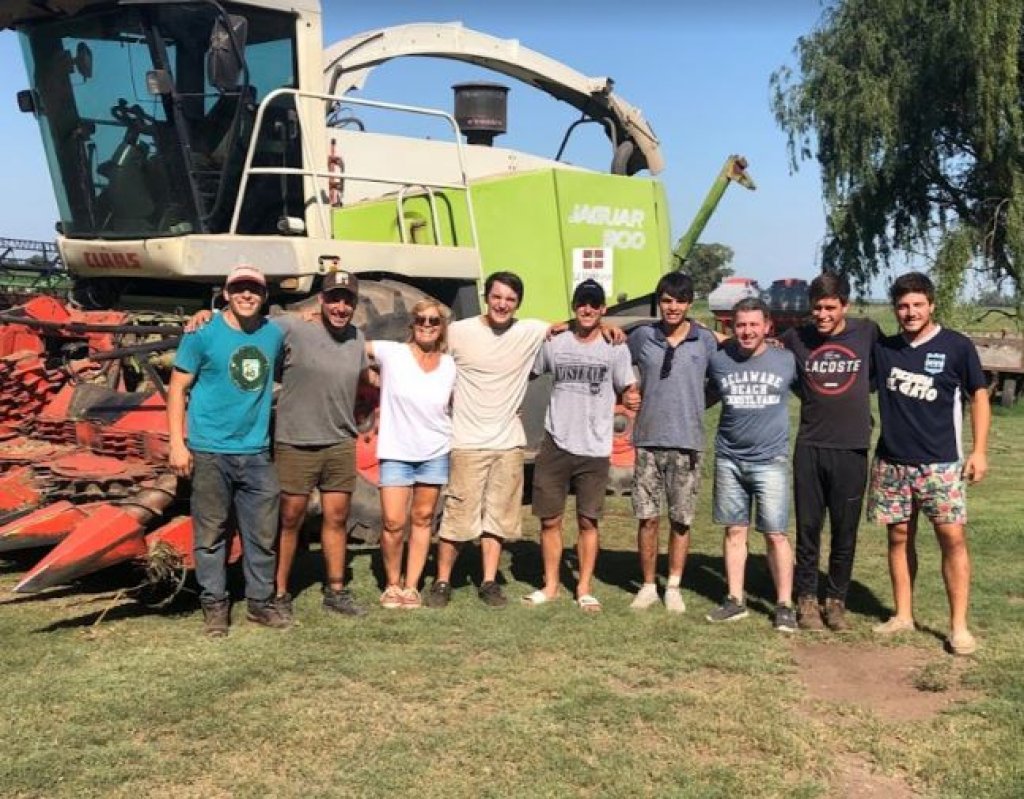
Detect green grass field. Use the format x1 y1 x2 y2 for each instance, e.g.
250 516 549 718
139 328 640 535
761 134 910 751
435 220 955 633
1 391 1021 798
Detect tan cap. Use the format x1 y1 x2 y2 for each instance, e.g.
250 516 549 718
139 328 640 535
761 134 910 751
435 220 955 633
224 264 266 288
322 270 359 295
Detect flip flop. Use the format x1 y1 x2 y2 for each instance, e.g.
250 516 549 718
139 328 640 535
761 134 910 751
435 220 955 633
576 594 602 613
521 589 556 606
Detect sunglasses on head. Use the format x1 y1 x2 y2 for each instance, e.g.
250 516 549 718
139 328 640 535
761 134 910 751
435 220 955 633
414 314 442 328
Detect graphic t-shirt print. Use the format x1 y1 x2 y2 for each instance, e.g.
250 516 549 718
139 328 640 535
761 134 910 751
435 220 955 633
717 369 784 408
804 342 864 396
229 345 270 392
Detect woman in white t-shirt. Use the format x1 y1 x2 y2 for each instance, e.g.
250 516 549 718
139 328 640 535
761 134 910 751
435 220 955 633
369 299 456 610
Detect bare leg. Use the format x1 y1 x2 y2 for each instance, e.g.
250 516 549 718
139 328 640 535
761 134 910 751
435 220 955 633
405 484 441 590
379 486 411 588
320 491 352 590
667 521 691 582
480 533 503 583
434 537 461 584
637 517 659 584
276 492 309 595
538 516 564 597
576 515 599 598
935 522 971 633
724 525 749 600
886 515 919 621
764 532 794 605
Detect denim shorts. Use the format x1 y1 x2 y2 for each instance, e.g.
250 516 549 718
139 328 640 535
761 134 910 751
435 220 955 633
379 454 450 487
713 455 790 533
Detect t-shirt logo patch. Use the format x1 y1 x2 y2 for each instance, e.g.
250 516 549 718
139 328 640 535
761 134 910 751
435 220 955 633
230 345 270 392
924 352 946 375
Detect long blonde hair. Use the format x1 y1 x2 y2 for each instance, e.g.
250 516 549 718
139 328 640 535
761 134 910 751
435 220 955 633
406 298 449 352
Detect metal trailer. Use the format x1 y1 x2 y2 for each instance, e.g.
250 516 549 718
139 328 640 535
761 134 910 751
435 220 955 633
969 332 1024 408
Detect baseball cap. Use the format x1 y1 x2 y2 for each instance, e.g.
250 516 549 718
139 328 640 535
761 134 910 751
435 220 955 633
224 264 266 288
322 270 359 296
572 278 605 307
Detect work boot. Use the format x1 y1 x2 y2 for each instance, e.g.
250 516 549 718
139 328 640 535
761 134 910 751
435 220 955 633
322 585 367 617
201 598 230 638
272 592 295 625
246 598 293 629
797 595 826 632
823 598 851 632
424 580 452 609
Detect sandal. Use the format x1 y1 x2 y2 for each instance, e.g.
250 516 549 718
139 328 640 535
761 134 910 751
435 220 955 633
576 594 602 613
521 589 556 606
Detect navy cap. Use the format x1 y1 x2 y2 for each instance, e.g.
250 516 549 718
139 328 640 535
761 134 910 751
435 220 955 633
572 278 606 307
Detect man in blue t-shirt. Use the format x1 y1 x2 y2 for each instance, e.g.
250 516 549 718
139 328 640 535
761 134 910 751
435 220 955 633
868 272 990 656
706 297 799 632
168 264 287 637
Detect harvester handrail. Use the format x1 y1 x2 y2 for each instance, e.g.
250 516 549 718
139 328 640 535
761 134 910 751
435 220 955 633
396 185 443 245
230 88 481 259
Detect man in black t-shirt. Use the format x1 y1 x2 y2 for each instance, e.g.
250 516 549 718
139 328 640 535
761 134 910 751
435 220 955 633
868 272 990 656
783 273 881 632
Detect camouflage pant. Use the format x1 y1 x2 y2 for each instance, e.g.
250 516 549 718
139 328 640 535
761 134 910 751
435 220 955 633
631 447 704 526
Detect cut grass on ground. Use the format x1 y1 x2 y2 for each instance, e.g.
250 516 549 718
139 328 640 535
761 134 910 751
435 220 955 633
1 406 1022 798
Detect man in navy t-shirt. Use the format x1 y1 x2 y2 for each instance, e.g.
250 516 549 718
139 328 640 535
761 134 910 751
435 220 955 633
868 272 990 656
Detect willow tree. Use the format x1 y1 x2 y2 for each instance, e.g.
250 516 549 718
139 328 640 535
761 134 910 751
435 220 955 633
771 0 1024 315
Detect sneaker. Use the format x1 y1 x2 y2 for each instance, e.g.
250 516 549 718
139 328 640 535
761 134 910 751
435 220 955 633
873 616 915 635
322 586 367 617
272 592 295 625
630 583 661 610
380 585 404 610
399 587 422 610
706 595 749 623
664 587 687 614
947 629 978 656
424 580 452 609
246 599 292 629
478 580 508 608
823 598 851 632
201 598 230 638
797 595 826 632
773 603 798 633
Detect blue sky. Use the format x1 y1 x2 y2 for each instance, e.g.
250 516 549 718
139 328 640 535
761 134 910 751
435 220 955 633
0 0 828 288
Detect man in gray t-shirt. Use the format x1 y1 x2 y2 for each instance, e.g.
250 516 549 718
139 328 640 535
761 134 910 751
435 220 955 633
273 270 370 620
525 280 638 611
705 298 799 632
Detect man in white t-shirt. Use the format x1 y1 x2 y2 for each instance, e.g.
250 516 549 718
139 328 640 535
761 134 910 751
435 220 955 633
425 271 551 608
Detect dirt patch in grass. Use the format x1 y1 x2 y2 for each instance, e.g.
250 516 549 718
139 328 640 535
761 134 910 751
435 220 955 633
793 642 977 722
831 754 921 798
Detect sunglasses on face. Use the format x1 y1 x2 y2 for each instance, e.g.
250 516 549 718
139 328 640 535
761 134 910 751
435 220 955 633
226 281 265 296
414 314 442 328
659 345 676 379
322 289 355 304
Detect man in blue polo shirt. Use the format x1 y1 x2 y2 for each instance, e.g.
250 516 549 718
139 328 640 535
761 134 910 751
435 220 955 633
869 272 990 656
168 264 288 637
627 271 719 612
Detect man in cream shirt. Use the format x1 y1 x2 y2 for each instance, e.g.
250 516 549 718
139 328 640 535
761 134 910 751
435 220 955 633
425 271 551 608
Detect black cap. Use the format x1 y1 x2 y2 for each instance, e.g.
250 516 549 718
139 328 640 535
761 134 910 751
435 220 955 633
572 278 606 307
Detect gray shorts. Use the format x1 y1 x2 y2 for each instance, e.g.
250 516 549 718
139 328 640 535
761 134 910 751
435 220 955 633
631 447 703 526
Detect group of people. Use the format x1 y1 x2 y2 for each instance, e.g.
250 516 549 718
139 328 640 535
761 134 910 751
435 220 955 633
167 264 990 656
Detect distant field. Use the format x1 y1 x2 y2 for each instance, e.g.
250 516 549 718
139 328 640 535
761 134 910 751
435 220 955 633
1 400 1021 797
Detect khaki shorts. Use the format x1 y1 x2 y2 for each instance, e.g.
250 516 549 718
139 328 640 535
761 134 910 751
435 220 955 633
438 448 524 542
531 433 610 520
274 439 357 495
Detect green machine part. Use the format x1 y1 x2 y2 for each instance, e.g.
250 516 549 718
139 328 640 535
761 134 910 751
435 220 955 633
332 169 673 321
